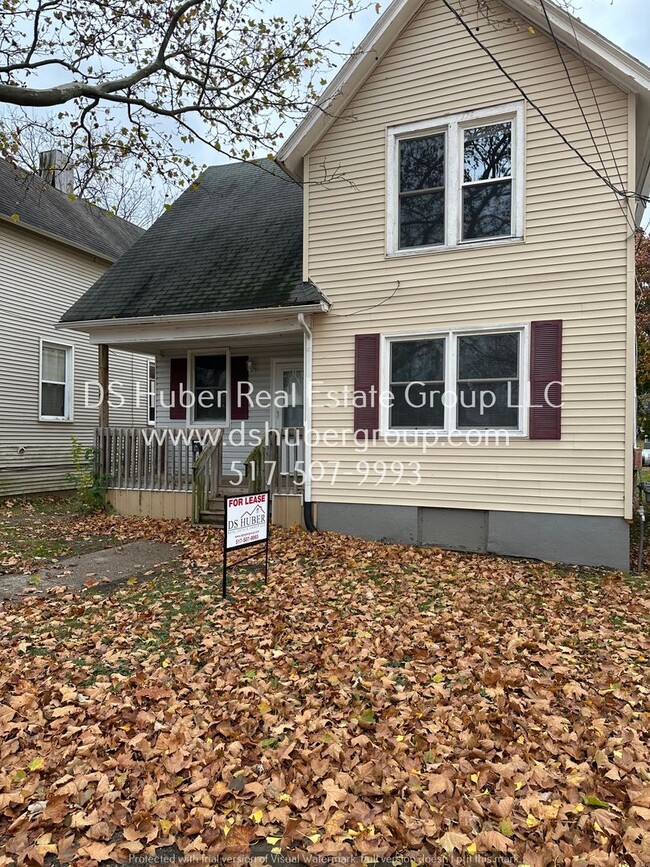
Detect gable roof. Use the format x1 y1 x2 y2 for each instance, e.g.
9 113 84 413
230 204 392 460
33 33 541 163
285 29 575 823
277 0 650 221
0 159 143 262
60 159 326 326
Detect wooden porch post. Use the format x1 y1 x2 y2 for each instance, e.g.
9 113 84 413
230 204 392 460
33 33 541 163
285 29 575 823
98 344 109 428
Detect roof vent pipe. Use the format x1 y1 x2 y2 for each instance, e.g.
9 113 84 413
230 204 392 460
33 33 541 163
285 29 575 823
38 149 74 195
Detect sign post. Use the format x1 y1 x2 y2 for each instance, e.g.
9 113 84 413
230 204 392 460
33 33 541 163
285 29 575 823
222 491 270 598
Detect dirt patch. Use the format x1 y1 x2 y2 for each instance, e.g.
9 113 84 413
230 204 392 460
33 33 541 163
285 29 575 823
0 540 181 599
0 498 127 575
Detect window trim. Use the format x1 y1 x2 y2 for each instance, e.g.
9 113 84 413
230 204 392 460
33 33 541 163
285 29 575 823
386 102 525 256
148 360 156 426
380 323 529 438
271 357 305 430
187 348 231 427
39 338 74 423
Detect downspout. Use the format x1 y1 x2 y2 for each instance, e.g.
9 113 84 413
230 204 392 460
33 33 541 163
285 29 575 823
298 313 318 532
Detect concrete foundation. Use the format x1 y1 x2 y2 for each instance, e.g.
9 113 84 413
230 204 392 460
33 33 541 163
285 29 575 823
316 502 630 571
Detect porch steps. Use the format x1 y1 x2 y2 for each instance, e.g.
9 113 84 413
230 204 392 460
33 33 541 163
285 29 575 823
198 493 242 527
199 489 262 527
200 510 224 527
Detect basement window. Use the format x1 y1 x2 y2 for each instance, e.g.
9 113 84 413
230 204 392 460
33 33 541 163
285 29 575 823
39 341 73 421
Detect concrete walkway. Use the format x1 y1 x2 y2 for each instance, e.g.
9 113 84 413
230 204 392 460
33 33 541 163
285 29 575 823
0 541 180 599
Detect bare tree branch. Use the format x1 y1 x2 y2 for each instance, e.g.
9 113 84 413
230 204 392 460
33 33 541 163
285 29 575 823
0 0 375 185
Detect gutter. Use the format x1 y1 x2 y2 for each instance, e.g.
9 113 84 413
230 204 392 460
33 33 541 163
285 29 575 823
57 301 330 332
298 313 317 531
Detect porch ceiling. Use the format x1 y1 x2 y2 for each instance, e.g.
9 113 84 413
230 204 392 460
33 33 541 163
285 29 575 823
130 330 304 357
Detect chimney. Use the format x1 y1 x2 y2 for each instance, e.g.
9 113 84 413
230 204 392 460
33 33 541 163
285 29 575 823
38 149 74 195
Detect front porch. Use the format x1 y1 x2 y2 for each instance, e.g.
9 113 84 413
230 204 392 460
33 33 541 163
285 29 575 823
93 319 311 529
98 425 305 527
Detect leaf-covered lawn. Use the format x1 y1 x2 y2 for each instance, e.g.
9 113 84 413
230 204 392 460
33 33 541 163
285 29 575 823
0 511 649 866
0 497 119 576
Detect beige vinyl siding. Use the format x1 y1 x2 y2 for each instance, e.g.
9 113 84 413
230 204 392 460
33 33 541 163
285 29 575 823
306 0 634 519
0 222 151 496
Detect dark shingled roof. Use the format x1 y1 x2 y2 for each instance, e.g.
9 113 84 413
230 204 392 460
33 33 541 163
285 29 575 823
0 158 143 261
60 159 322 324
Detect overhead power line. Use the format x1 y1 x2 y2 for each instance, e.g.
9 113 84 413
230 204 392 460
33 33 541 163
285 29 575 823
539 0 611 179
539 0 637 234
438 0 650 211
561 4 640 235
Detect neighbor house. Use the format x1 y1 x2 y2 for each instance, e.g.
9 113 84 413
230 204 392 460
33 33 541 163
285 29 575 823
60 0 650 569
0 154 152 496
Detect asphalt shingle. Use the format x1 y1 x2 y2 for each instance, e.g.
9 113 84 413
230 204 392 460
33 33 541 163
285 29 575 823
0 159 143 261
60 158 321 324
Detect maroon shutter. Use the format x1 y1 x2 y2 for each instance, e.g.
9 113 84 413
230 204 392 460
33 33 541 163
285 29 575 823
354 334 380 439
169 357 187 421
230 356 250 421
529 320 562 440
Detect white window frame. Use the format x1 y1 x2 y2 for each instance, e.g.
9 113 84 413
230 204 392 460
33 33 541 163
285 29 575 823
39 339 74 422
387 102 525 256
187 348 231 427
148 360 156 426
380 323 529 437
271 358 304 430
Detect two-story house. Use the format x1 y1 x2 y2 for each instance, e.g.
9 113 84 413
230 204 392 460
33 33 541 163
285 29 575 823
0 155 152 496
59 0 650 569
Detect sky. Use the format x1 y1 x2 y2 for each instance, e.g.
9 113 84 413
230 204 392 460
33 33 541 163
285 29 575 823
325 0 650 66
571 0 650 64
188 0 650 172
7 0 648 217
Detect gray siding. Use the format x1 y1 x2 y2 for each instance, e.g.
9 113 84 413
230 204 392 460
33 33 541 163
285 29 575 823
155 335 302 474
0 222 151 496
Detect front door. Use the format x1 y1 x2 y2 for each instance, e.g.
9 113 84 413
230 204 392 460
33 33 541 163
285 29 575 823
272 361 304 430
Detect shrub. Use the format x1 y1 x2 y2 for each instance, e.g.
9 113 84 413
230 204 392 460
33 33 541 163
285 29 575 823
66 437 108 514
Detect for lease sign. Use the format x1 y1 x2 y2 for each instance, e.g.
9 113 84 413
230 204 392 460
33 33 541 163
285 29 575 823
225 492 270 551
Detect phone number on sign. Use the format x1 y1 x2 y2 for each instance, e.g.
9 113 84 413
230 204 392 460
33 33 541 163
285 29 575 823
227 460 422 487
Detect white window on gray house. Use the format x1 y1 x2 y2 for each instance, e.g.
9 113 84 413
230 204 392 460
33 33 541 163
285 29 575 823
384 328 524 434
148 361 156 425
40 341 73 421
388 102 524 254
193 354 227 422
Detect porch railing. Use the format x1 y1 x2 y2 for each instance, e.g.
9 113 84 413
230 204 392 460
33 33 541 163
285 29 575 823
191 436 224 522
97 426 301 508
250 427 304 495
97 427 223 494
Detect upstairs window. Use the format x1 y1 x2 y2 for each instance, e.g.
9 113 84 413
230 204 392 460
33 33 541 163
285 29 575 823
398 133 446 249
388 103 523 254
462 122 513 241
